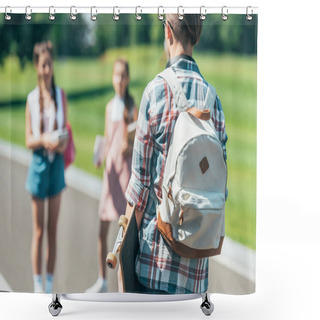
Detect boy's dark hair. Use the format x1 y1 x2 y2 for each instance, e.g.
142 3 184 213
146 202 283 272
166 14 203 46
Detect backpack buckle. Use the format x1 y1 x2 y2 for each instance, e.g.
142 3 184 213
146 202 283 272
168 186 173 200
179 209 184 226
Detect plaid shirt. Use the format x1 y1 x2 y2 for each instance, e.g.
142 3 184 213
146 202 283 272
125 57 227 294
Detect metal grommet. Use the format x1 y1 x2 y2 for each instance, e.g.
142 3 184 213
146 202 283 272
135 6 142 21
25 6 32 21
221 6 228 21
70 6 77 21
177 6 184 20
158 6 164 21
91 6 97 21
200 6 207 20
49 6 55 21
113 6 120 21
5 6 12 21
246 6 253 21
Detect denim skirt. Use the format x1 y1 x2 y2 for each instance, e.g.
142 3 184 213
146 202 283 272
26 148 66 199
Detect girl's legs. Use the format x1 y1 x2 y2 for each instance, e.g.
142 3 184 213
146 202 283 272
86 220 109 293
46 193 62 293
31 197 45 293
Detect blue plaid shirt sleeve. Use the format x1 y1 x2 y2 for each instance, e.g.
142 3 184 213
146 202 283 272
214 95 228 199
125 85 154 212
215 95 228 161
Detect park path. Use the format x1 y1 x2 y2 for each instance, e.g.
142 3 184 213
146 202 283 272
0 139 255 295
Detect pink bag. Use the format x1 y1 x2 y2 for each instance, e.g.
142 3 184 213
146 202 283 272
64 122 75 169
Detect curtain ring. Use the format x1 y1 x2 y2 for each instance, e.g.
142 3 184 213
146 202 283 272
113 6 120 21
91 6 97 21
5 6 12 21
70 6 77 21
135 6 142 20
177 6 184 20
25 6 32 21
200 6 207 20
158 6 164 21
49 6 55 21
221 6 228 21
246 6 253 21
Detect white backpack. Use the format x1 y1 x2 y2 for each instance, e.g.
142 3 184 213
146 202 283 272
157 68 227 258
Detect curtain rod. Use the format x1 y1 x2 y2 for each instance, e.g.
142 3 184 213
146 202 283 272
0 6 259 17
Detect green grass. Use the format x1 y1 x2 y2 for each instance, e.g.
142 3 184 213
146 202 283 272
0 45 257 249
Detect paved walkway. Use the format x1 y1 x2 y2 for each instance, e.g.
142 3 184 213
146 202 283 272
0 140 255 294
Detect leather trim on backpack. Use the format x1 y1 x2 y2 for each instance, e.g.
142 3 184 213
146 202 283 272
187 107 211 121
157 212 224 258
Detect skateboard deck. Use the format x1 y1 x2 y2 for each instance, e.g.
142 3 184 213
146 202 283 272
119 209 142 293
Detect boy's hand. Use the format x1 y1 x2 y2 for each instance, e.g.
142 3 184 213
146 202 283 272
125 202 143 230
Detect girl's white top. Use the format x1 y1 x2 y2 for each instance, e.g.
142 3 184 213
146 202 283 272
27 86 64 161
110 94 125 122
42 100 56 134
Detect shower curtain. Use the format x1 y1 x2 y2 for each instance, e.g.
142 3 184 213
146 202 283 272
0 9 257 296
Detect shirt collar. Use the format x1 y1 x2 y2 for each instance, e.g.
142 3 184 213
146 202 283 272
165 55 202 78
166 54 195 68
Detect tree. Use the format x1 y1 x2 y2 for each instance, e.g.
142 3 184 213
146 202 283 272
0 14 94 67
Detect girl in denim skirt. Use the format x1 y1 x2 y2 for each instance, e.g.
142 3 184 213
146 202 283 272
25 41 68 293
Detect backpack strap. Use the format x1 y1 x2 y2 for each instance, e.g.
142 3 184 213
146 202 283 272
159 67 190 112
56 87 66 128
159 67 211 120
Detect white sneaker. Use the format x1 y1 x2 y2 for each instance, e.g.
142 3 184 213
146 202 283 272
85 278 107 293
33 275 44 293
34 283 44 293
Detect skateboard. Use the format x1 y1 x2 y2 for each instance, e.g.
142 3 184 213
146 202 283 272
106 209 142 293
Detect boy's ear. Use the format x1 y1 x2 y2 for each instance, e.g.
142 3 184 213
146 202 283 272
167 24 174 43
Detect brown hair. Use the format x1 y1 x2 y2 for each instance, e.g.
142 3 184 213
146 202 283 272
166 14 203 47
33 40 58 133
113 58 135 124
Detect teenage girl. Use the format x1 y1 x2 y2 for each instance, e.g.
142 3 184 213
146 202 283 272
86 58 138 293
25 41 68 293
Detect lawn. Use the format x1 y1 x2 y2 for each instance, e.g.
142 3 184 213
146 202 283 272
0 45 257 249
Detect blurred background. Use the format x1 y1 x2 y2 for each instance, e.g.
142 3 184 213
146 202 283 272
0 14 257 293
0 14 257 249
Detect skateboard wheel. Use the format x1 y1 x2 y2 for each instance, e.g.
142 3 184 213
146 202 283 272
106 252 117 269
118 215 128 229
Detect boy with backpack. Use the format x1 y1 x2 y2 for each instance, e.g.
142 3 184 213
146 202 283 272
125 14 228 294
